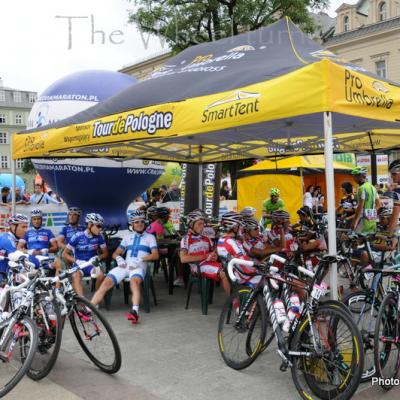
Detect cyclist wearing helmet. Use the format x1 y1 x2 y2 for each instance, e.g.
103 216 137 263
242 217 284 260
0 214 29 277
63 213 108 296
350 167 380 233
147 207 175 239
57 207 85 248
266 210 298 254
336 182 357 228
18 209 58 256
180 210 230 296
217 212 261 286
262 188 285 228
92 210 159 323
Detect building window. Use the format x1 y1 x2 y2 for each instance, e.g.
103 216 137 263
1 156 9 169
0 113 6 124
378 2 387 21
16 159 24 169
0 132 8 144
375 60 387 78
13 91 21 103
343 16 350 31
0 90 5 102
15 114 22 125
29 93 36 103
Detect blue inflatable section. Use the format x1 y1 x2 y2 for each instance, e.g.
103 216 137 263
0 174 25 192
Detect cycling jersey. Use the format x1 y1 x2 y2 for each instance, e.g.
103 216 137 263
266 227 298 253
242 235 265 256
356 182 378 233
0 232 18 274
19 228 56 251
58 224 85 245
67 231 106 261
146 220 165 237
262 198 285 226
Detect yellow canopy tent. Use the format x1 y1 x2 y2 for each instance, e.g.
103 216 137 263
237 155 355 221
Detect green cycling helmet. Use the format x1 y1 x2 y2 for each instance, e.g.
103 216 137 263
270 187 280 196
351 166 368 176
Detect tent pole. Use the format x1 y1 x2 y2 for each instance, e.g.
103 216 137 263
10 133 16 214
323 112 338 300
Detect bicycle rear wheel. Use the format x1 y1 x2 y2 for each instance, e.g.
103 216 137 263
217 288 267 370
0 316 38 398
291 304 364 400
343 290 378 382
69 296 121 374
374 291 400 390
27 296 62 380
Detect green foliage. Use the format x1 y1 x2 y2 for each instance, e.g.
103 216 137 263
22 159 36 174
129 0 329 52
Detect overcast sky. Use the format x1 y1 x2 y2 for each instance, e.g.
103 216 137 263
0 0 357 94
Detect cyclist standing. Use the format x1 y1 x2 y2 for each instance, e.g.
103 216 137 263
0 214 29 278
92 210 159 323
63 213 108 297
262 188 285 229
351 167 380 233
388 159 400 233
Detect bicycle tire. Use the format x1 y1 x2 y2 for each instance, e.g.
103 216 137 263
27 297 63 380
218 288 266 370
0 316 38 398
290 304 364 400
69 295 121 374
343 290 379 382
373 291 400 390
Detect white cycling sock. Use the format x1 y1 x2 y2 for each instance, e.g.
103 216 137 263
132 305 139 313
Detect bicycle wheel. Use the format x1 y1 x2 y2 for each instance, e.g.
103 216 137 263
27 296 62 380
374 291 400 390
0 316 38 398
291 304 364 400
69 295 121 374
343 290 379 382
217 288 266 370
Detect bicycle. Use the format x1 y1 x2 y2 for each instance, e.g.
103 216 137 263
219 255 364 400
373 266 400 390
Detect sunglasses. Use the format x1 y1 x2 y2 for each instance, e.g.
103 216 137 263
133 220 145 224
94 224 102 228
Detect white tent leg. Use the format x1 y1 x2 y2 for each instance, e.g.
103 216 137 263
323 112 338 300
10 134 16 214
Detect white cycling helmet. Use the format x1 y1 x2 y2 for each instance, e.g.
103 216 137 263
220 212 243 231
8 214 29 225
243 217 260 231
30 209 43 218
240 206 256 218
85 213 104 226
187 210 206 228
129 209 146 223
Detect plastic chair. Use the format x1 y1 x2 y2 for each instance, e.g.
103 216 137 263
185 263 214 315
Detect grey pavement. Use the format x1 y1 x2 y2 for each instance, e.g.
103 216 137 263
9 273 400 400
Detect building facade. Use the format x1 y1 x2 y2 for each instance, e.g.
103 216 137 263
0 78 37 191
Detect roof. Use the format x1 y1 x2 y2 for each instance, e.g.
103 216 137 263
323 16 400 45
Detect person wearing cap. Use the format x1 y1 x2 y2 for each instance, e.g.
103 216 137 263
350 167 380 233
63 213 108 297
262 188 285 228
91 210 159 323
18 209 61 274
180 210 230 296
0 214 29 277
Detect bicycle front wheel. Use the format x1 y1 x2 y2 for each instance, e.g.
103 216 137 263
27 296 63 380
217 288 267 370
0 316 38 398
69 296 121 374
374 291 400 389
291 304 364 400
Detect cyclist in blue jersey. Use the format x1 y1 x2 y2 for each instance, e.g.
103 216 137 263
57 207 85 248
18 209 61 274
63 213 109 297
91 210 159 323
0 214 29 278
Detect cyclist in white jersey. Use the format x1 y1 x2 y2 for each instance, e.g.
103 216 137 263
91 210 159 323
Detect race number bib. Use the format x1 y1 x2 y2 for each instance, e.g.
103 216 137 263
364 209 377 221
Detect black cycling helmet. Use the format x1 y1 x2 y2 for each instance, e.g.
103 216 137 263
156 207 170 219
389 159 400 174
297 206 312 218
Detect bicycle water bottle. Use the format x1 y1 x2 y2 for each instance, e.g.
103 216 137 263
282 294 300 333
12 292 22 308
273 299 287 324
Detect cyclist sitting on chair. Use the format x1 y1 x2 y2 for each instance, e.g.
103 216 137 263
92 210 159 324
180 210 230 297
57 207 85 249
63 213 108 297
18 209 61 274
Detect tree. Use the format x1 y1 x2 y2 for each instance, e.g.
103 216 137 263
129 0 329 52
22 159 36 175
